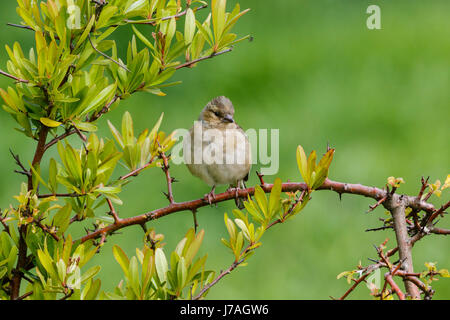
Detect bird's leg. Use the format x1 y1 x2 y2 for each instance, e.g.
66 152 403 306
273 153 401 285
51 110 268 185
204 185 216 205
233 181 246 209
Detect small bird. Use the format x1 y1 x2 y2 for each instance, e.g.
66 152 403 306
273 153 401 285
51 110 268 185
184 96 251 208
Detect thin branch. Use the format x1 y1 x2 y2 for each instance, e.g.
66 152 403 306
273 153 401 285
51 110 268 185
365 225 392 232
33 219 60 242
6 23 34 31
425 201 450 226
417 176 429 200
385 273 406 300
256 171 265 186
366 196 387 213
17 291 33 300
0 69 29 83
0 211 11 235
193 260 239 300
124 4 208 25
119 156 155 180
89 94 120 122
88 34 130 72
44 128 77 151
38 192 86 199
9 149 31 177
159 151 175 204
339 271 372 300
175 48 233 70
106 198 120 224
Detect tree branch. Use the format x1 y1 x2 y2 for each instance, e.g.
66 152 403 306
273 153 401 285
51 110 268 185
75 179 440 244
385 195 421 299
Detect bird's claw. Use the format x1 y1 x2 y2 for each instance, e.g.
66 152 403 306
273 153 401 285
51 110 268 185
204 188 216 206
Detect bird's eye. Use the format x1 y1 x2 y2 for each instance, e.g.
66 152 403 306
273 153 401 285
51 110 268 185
213 111 221 117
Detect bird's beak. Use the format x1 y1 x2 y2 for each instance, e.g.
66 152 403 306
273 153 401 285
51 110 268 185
223 114 234 123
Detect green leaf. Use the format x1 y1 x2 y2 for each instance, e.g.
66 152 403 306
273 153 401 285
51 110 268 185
224 213 236 243
0 266 7 279
184 229 204 266
52 204 72 234
155 248 168 284
132 25 155 51
108 120 124 149
121 111 134 146
78 83 117 116
96 186 121 194
296 145 309 186
254 185 268 218
212 0 226 42
184 8 196 45
74 15 96 50
82 278 101 300
113 245 129 277
81 266 101 283
49 158 57 193
72 120 98 132
56 259 66 282
128 256 140 297
37 249 58 281
234 219 250 241
177 257 187 289
268 177 282 218
40 117 62 128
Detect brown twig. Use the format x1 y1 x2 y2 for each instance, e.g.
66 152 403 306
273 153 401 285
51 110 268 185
38 192 85 199
89 94 120 122
0 69 29 83
159 152 175 204
367 196 387 213
106 198 120 224
339 271 372 300
33 219 60 242
175 48 233 70
385 273 406 300
17 291 33 300
417 176 429 200
119 156 156 180
44 128 77 151
193 260 239 300
9 149 31 177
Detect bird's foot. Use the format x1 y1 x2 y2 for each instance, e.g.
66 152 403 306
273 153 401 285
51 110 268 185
204 186 216 206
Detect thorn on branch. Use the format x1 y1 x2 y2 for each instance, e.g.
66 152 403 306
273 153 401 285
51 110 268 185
159 151 175 204
366 196 387 213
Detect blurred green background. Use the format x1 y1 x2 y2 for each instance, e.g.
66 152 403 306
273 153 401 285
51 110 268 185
0 0 449 299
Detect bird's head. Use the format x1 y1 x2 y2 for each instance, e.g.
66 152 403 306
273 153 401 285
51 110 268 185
199 96 235 126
